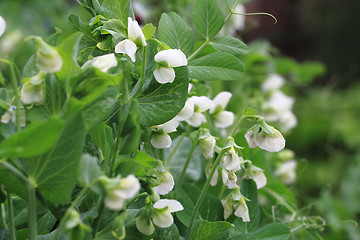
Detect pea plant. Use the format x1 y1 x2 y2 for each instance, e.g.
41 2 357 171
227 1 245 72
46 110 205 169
0 0 325 239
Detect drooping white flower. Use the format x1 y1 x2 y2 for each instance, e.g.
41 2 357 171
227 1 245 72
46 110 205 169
153 171 175 195
198 128 217 159
0 16 6 38
221 146 242 171
261 74 285 93
115 17 146 62
81 53 118 73
222 168 238 189
103 175 140 210
221 188 249 221
0 106 25 127
175 99 194 121
253 171 267 189
35 38 63 73
274 160 297 185
153 49 187 84
152 199 184 228
205 162 218 186
150 118 179 149
245 126 285 152
279 110 298 131
209 91 235 128
185 96 214 127
20 72 46 105
136 216 155 235
263 90 295 122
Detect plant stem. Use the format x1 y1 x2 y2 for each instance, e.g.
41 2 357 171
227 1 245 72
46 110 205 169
217 185 226 200
6 190 16 240
186 149 225 239
187 40 209 62
130 46 148 98
186 114 244 239
0 160 29 185
9 61 21 132
177 131 201 188
92 200 104 237
26 184 37 240
165 133 185 167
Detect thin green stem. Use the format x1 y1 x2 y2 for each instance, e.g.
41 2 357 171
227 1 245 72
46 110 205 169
187 40 209 62
165 133 185 167
186 149 225 239
6 191 16 240
26 185 37 240
130 46 148 98
92 200 104 237
9 62 21 132
0 160 29 185
177 131 201 188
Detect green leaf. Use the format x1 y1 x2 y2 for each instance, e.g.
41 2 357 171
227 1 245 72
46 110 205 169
154 224 180 240
188 52 245 81
82 86 119 129
233 180 260 233
176 184 224 227
138 66 189 127
0 117 63 158
142 23 156 41
211 36 251 57
91 123 115 167
158 12 195 56
242 107 257 117
27 111 86 206
78 154 103 187
192 0 225 40
165 136 204 182
98 0 133 25
230 223 290 240
189 220 233 240
55 32 83 95
98 19 127 39
0 166 27 198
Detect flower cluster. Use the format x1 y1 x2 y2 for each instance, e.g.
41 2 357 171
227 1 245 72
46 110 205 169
261 74 297 131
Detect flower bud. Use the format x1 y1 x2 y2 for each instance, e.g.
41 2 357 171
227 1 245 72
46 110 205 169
35 38 63 73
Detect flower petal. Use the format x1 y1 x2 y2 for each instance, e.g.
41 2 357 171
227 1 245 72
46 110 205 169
0 16 6 38
261 74 285 92
161 118 179 133
253 171 267 189
152 212 173 228
82 53 118 72
113 174 140 199
176 100 194 121
234 198 250 222
153 199 184 213
254 127 286 152
185 112 206 127
153 171 175 195
189 96 214 112
104 195 125 210
115 39 137 62
151 134 172 149
245 129 257 148
153 67 175 84
199 136 216 159
127 17 147 47
154 49 187 67
20 81 45 105
214 110 234 128
210 91 232 113
136 216 155 235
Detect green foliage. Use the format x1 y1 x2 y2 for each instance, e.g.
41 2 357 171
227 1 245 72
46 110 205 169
189 220 233 240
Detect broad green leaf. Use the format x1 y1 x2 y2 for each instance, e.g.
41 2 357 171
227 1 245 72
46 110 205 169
154 224 180 240
98 19 127 39
138 66 189 127
0 117 63 158
230 223 290 240
27 111 86 206
192 0 225 40
142 23 156 41
98 0 134 25
158 12 195 56
188 52 245 81
176 184 224 227
55 32 83 95
0 165 27 198
38 211 57 234
233 180 260 233
189 220 233 240
165 136 204 182
211 36 251 57
83 86 119 129
91 123 115 167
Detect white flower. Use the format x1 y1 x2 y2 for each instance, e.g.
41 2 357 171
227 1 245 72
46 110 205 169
205 162 218 186
199 135 216 159
35 38 63 73
210 91 234 128
221 189 249 221
253 171 267 189
136 216 155 235
185 96 214 127
227 4 246 36
152 199 183 228
0 16 6 37
153 171 175 195
0 106 25 127
261 74 285 93
103 175 140 210
245 126 285 152
274 160 297 185
263 91 295 122
222 168 238 189
221 146 241 171
175 99 194 121
279 111 297 131
150 118 179 149
153 49 187 84
20 72 46 105
115 17 146 62
81 53 118 72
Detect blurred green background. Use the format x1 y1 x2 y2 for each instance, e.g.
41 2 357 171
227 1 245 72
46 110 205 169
0 0 359 239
